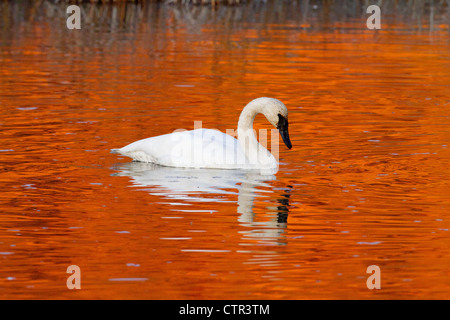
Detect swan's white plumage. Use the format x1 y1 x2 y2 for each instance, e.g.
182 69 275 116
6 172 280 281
118 128 251 169
113 97 290 170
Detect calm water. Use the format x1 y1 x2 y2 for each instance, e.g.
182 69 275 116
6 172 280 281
1 1 450 299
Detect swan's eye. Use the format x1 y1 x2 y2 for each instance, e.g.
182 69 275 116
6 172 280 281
277 114 288 129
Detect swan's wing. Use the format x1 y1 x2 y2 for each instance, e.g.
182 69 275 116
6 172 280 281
117 129 247 168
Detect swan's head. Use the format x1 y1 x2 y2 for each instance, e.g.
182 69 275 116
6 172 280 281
253 97 292 150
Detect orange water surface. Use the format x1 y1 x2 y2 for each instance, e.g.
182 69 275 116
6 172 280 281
0 1 450 299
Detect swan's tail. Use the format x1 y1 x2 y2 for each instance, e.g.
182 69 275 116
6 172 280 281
110 148 122 154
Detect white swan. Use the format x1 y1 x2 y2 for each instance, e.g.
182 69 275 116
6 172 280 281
112 97 292 170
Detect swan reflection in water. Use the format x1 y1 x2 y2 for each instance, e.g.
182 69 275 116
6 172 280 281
111 162 292 245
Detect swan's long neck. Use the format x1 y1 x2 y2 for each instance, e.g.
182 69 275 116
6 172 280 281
237 102 274 167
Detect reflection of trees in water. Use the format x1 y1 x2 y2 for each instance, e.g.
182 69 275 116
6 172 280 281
2 0 449 34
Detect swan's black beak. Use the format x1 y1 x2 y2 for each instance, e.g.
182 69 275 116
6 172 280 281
277 114 292 149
